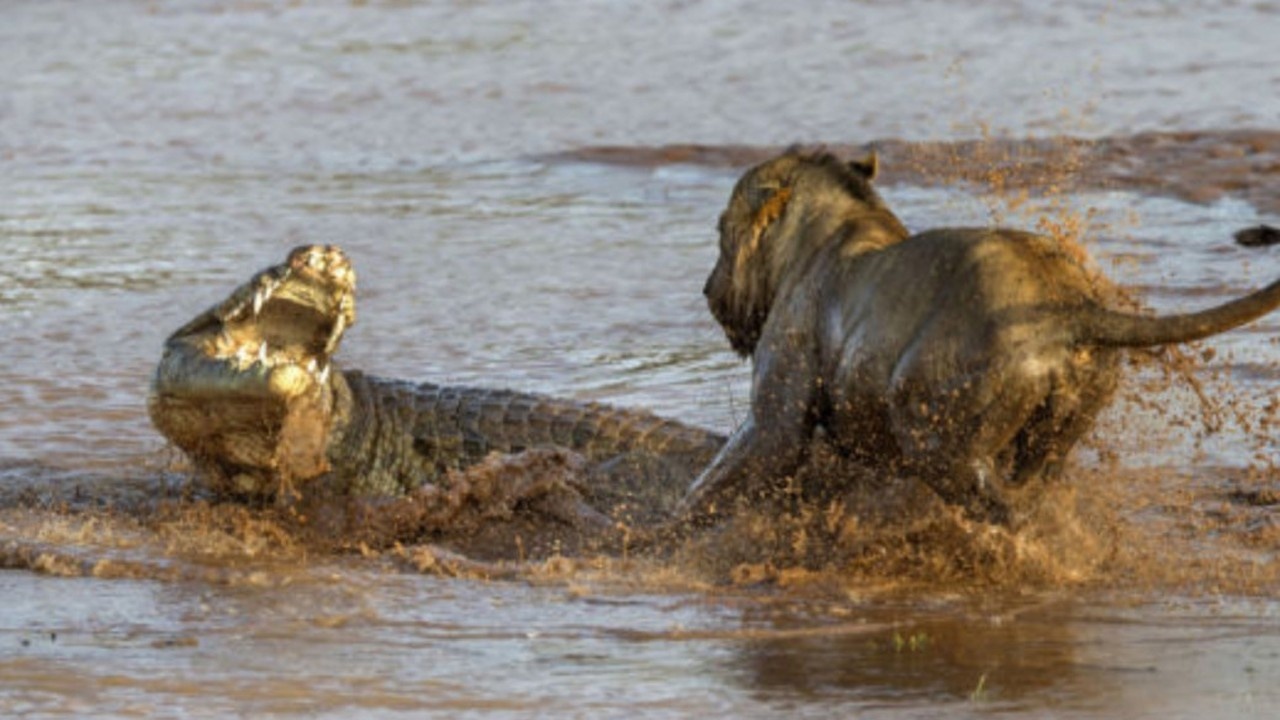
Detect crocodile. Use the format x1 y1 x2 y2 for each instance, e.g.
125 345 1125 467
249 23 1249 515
147 245 726 529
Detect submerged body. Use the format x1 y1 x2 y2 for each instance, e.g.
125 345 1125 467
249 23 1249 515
148 246 724 525
682 150 1280 524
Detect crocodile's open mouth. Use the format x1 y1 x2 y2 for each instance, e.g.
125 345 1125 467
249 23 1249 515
148 245 357 497
191 244 354 392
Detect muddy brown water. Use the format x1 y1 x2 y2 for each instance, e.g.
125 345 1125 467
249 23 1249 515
3 1 1280 717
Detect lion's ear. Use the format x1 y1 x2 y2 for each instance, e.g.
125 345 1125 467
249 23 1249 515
738 182 792 272
748 183 792 238
849 152 879 180
746 180 784 208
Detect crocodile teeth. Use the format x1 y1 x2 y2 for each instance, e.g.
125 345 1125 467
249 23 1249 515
306 358 331 384
324 314 346 355
257 342 269 364
222 295 250 322
252 287 265 316
253 277 281 317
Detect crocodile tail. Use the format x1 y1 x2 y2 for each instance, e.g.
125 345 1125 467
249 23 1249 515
1073 277 1280 348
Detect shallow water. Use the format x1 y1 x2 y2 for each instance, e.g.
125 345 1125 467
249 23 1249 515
3 0 1280 717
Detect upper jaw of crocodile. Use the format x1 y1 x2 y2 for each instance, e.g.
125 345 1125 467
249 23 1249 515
199 243 356 387
148 245 358 497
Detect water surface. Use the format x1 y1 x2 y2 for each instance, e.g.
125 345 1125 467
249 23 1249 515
2 1 1279 717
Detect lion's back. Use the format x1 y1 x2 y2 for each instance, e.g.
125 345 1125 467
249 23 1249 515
890 227 1108 307
823 227 1106 389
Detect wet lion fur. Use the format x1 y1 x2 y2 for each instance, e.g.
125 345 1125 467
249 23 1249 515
682 148 1280 524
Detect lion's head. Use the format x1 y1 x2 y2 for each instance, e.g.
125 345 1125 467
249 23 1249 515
704 148 907 357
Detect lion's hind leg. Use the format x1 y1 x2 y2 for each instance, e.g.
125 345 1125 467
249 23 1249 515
1010 352 1121 486
889 366 1053 524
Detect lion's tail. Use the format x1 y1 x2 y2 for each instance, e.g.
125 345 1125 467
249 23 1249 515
1073 277 1280 348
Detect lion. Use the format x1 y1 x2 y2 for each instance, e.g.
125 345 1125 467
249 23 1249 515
679 148 1280 525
